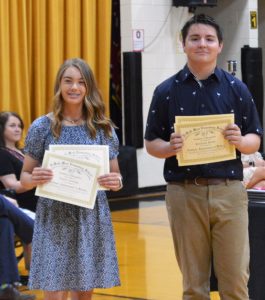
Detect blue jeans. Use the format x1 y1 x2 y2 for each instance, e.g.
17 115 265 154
0 195 34 284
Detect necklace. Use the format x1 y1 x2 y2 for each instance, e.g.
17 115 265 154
63 116 82 124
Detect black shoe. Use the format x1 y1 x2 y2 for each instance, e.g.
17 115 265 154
0 284 35 300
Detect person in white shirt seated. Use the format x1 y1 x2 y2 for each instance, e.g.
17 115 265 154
241 152 265 190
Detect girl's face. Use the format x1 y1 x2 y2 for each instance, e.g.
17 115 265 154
4 115 22 145
60 66 87 106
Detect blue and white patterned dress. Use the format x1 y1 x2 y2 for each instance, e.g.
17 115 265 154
24 115 120 291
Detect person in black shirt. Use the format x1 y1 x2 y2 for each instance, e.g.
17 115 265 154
0 111 38 212
145 14 262 300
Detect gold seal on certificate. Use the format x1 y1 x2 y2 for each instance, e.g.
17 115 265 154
175 114 236 166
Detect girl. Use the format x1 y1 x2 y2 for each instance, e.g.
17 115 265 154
21 58 122 300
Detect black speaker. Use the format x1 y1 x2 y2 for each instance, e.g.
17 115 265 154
107 145 138 198
241 46 263 133
123 52 143 148
173 0 217 7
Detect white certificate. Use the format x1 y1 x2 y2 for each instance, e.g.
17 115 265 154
49 145 109 190
36 151 101 209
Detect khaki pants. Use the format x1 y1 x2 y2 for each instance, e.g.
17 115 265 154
165 180 249 300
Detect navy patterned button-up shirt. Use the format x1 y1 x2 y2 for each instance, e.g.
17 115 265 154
145 65 263 182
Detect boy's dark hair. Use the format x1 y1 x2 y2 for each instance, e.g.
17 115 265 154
181 14 223 45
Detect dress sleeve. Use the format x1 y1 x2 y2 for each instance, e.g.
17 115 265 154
23 116 51 162
100 127 119 160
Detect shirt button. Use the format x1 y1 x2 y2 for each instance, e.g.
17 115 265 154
201 104 205 108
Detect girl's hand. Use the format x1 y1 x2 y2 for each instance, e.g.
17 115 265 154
31 167 53 185
98 172 123 191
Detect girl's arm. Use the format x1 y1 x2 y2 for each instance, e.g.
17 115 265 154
20 155 53 190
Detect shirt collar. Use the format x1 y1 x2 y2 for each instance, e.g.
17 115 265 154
178 64 222 83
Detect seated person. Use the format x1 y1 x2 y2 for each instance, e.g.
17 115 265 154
0 194 35 300
241 152 265 189
0 111 38 212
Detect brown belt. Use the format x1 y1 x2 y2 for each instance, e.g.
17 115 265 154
170 178 236 186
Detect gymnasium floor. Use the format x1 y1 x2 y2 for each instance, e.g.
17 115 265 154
18 193 220 300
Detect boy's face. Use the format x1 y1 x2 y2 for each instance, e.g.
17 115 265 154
182 23 223 66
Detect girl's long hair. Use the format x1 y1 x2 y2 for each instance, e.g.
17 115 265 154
51 58 114 139
0 111 24 148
